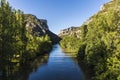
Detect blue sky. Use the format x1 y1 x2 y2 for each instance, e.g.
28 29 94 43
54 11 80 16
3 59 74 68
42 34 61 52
7 0 110 34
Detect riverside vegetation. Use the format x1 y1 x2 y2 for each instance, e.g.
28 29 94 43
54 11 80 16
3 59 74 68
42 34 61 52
0 0 52 78
60 0 120 80
0 0 120 80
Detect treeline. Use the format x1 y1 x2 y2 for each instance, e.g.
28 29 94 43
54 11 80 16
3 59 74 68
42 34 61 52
79 8 120 80
0 0 52 66
60 0 120 80
60 34 81 52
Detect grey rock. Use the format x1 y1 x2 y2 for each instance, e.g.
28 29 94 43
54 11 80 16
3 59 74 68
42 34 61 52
59 26 81 38
24 14 61 44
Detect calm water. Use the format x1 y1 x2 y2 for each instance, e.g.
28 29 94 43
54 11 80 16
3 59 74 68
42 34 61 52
0 44 86 80
29 44 85 80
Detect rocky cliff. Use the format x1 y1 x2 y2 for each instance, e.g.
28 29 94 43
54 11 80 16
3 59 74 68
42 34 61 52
59 0 120 79
24 14 61 44
58 26 81 38
59 0 120 38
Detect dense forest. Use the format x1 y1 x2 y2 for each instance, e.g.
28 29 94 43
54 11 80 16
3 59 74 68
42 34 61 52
60 35 80 52
0 0 120 80
0 0 52 78
60 0 120 80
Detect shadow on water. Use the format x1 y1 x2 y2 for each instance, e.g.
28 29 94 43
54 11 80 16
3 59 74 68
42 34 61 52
0 44 87 80
0 53 50 80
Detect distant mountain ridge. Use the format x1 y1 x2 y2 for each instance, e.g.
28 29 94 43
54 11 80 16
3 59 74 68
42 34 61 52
24 14 61 44
58 26 81 38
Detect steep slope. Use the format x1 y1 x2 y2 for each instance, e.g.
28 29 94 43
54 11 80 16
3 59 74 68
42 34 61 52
24 14 61 44
58 26 81 38
60 0 120 80
59 27 81 52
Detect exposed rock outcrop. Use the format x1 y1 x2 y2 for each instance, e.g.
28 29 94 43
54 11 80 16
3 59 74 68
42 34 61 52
58 26 81 38
59 0 120 39
24 14 61 44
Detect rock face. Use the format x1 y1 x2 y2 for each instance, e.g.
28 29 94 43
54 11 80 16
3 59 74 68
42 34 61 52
24 14 61 44
58 26 81 38
59 0 120 38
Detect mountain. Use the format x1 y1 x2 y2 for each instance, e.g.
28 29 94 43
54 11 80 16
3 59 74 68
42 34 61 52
58 26 81 38
59 0 120 38
60 0 120 80
24 14 61 44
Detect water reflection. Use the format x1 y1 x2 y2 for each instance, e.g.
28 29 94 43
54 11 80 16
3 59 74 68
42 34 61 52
0 53 49 80
0 44 86 80
29 44 85 80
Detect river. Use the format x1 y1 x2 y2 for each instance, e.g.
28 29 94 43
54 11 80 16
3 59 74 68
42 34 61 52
0 44 86 80
28 44 86 80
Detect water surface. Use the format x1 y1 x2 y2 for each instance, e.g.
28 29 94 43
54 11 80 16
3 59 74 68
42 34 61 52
29 44 85 80
0 44 86 80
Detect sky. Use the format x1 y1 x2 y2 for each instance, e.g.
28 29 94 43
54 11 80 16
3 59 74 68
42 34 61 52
7 0 110 34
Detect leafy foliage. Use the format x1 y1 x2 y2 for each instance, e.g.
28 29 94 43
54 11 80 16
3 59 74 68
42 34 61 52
0 0 52 76
60 0 120 80
79 6 120 80
60 34 81 52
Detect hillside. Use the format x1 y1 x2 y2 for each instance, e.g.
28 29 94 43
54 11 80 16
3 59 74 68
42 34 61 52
0 0 60 78
59 27 81 38
60 0 120 80
24 14 61 44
